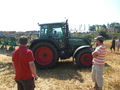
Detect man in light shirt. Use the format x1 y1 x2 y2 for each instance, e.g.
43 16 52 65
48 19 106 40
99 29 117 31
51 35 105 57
92 36 106 90
116 37 120 52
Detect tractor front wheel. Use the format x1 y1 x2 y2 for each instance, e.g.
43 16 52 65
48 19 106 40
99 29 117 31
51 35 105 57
75 48 93 67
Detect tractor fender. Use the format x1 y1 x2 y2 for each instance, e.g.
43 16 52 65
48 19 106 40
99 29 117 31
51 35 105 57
73 45 91 58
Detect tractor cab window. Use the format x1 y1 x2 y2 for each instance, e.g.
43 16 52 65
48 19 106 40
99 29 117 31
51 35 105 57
39 25 48 37
39 24 64 38
41 28 47 34
52 27 63 37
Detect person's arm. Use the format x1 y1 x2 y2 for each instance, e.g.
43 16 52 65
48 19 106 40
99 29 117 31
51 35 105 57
29 61 38 80
92 47 101 58
92 51 99 58
12 51 16 74
12 61 16 74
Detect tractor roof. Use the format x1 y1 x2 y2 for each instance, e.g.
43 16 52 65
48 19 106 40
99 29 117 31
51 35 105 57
38 22 66 26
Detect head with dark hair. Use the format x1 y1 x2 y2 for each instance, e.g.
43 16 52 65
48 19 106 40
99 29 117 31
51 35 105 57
95 36 104 43
99 40 103 43
19 36 28 45
95 36 104 46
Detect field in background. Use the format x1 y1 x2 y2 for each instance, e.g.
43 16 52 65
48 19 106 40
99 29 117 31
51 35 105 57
0 40 120 90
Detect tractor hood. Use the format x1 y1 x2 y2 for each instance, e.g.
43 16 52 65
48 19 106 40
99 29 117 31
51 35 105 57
68 37 91 46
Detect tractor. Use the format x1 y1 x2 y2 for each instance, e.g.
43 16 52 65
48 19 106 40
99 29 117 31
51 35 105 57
29 20 93 69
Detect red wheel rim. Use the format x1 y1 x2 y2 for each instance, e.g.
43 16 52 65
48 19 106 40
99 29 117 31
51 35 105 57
80 53 92 66
35 47 53 65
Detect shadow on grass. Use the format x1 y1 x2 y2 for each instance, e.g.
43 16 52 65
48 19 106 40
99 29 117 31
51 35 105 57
0 59 92 83
114 52 120 55
0 61 14 75
37 61 92 82
105 63 111 67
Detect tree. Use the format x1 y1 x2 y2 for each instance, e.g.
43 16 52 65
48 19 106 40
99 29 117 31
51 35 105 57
110 22 120 33
89 25 96 31
98 30 109 39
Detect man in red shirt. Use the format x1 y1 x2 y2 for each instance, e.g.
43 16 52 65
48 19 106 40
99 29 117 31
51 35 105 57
12 36 38 90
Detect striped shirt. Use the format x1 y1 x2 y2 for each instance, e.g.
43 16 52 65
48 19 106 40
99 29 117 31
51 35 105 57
93 45 106 66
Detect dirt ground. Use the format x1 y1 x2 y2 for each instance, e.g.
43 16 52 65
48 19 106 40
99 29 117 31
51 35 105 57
0 40 120 90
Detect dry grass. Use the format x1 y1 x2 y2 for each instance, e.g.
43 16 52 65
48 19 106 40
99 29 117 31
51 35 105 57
0 40 120 90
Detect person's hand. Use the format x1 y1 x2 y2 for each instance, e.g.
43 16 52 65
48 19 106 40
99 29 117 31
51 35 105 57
93 54 98 58
34 74 39 80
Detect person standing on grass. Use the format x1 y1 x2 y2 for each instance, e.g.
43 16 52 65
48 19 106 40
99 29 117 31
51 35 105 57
116 37 120 52
12 36 38 90
91 36 106 90
110 37 116 53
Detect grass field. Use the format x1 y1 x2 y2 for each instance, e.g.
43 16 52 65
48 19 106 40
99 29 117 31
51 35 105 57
0 40 120 90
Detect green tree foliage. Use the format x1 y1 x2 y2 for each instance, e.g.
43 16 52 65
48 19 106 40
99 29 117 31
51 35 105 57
98 30 109 39
89 24 107 31
110 22 120 33
89 25 96 31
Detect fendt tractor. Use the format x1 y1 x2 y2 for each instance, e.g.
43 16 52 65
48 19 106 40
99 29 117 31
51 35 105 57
29 20 93 69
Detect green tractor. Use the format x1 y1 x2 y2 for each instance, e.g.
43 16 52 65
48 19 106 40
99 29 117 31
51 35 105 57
29 20 93 69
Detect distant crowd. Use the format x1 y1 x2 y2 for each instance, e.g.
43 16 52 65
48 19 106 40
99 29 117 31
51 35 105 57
110 37 120 53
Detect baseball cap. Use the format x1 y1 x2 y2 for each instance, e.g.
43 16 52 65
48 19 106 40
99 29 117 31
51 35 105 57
95 36 104 41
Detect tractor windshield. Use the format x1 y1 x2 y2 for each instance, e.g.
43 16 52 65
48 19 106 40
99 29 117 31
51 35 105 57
39 23 65 38
52 27 63 37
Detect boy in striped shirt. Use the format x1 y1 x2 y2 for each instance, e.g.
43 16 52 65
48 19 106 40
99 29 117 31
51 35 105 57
92 36 106 90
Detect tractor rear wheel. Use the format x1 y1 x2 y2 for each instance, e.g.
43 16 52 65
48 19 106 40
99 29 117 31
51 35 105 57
75 48 93 67
32 42 58 69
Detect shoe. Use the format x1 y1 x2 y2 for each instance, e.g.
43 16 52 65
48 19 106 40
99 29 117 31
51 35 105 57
97 87 102 90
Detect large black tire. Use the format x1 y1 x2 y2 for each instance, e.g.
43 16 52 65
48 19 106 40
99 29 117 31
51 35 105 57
32 42 58 69
75 48 93 67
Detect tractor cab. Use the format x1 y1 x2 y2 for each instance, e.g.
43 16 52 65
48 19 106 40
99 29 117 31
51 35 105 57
39 22 68 38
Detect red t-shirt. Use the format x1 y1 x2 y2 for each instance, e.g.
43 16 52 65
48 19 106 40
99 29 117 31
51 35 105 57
12 45 35 80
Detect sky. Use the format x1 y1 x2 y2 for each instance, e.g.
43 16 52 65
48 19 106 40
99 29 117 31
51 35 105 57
0 0 120 31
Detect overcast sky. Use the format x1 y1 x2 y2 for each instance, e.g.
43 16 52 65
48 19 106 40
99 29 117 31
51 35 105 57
0 0 120 31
